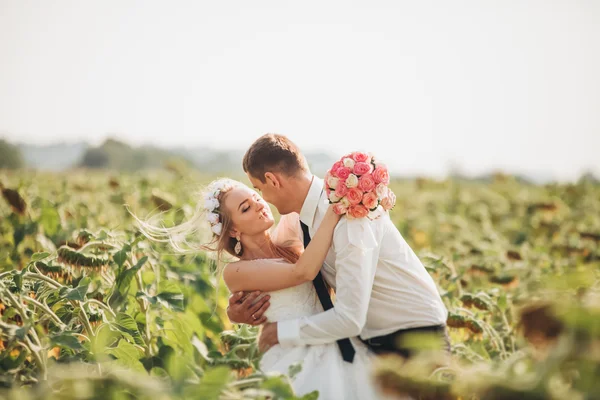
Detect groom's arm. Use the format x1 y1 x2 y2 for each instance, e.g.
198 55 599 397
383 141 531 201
276 217 380 346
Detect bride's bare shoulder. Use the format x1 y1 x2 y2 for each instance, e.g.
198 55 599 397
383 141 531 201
223 258 288 288
222 261 247 287
223 260 249 275
223 259 263 278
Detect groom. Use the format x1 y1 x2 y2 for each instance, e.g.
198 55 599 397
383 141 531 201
228 133 449 360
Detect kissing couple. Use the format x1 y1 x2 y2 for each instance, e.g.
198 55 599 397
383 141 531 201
137 134 449 399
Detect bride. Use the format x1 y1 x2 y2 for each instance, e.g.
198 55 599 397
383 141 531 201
134 178 380 400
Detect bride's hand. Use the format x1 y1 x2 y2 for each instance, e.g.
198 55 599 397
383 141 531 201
258 322 279 353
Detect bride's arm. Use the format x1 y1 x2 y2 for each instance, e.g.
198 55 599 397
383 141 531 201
223 205 341 293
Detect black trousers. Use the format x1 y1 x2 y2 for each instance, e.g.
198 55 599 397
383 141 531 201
360 324 451 358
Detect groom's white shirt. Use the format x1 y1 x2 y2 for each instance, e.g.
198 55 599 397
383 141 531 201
277 176 448 346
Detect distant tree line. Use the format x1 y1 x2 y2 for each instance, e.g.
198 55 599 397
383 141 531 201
79 138 192 171
0 139 25 169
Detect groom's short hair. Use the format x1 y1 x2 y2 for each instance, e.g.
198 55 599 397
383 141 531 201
243 134 308 183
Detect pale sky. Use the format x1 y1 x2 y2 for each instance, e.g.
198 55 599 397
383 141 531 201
1 0 599 180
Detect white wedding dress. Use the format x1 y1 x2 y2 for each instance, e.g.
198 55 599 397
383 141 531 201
256 214 381 400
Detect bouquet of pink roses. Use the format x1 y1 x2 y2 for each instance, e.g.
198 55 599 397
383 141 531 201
325 151 396 219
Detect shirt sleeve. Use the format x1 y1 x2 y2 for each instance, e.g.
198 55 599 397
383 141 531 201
278 217 381 346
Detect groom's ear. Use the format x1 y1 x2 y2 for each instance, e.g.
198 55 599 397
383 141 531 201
264 172 281 188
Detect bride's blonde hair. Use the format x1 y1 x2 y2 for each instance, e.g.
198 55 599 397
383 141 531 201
130 178 300 274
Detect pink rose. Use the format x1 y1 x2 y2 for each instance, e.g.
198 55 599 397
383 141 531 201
336 167 351 180
353 162 373 176
329 161 343 177
346 187 363 205
372 166 390 185
348 204 369 219
362 191 379 210
332 203 348 215
375 183 388 199
358 174 376 192
381 190 396 211
352 152 371 163
335 183 349 198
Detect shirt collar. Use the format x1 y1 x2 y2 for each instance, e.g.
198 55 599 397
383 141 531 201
299 176 325 227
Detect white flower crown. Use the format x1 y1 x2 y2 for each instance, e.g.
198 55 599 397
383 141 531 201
203 179 240 236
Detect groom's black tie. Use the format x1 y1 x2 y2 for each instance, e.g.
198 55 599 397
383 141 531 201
300 221 355 363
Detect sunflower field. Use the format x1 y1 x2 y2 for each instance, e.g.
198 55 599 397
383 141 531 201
1 167 599 399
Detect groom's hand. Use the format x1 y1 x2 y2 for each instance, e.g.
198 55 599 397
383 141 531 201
227 291 270 326
258 322 279 353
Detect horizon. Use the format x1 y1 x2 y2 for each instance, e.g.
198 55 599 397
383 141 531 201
1 1 599 181
8 136 597 182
